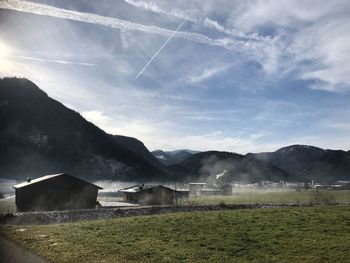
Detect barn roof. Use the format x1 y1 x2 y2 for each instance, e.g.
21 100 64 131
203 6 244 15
13 173 103 189
119 184 177 193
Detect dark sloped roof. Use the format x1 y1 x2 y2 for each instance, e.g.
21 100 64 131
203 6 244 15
14 173 103 189
119 184 178 193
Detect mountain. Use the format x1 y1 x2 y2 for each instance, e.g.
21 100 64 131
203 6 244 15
170 151 289 183
112 135 164 169
0 77 170 182
249 145 350 183
152 149 199 165
2 78 348 184
152 150 173 165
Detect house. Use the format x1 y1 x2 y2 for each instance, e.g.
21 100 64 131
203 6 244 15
189 183 207 196
189 182 233 196
199 188 223 196
14 173 102 211
119 184 189 205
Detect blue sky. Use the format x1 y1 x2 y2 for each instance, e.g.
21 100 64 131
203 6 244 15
0 0 350 153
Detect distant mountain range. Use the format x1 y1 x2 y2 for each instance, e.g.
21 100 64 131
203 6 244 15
168 151 289 184
248 145 350 183
152 149 200 165
1 78 349 184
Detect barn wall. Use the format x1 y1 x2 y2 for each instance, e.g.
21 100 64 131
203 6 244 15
16 176 99 211
122 186 186 205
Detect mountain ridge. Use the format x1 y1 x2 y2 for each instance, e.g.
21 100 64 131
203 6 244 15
248 144 350 182
152 149 200 165
170 150 289 183
0 77 170 182
1 78 349 184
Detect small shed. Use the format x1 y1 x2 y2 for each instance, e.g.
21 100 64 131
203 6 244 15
14 173 102 211
119 184 188 205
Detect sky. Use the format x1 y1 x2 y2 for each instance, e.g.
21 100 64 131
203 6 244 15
0 0 350 153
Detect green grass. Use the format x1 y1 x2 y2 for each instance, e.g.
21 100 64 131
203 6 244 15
185 190 350 206
0 196 16 214
1 205 350 262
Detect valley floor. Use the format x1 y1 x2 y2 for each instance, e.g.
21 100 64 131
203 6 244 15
1 205 350 262
2 189 350 214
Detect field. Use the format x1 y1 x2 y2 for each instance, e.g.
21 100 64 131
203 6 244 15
1 190 350 214
185 189 350 206
1 205 350 262
0 196 16 214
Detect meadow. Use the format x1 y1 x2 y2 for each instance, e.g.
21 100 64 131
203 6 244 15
1 205 350 262
184 189 350 206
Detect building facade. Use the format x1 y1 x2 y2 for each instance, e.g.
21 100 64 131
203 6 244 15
14 173 102 211
119 184 189 205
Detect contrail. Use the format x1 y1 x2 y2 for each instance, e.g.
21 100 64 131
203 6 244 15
10 55 97 66
0 0 259 51
135 19 187 79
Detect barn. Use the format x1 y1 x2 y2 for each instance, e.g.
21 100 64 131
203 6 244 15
119 184 189 205
14 173 102 212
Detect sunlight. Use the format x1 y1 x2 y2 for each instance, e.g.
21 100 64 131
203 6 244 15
0 41 11 68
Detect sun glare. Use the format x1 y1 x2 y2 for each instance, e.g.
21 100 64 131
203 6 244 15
0 42 10 66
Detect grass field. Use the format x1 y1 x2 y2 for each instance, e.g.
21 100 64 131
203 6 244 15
185 190 350 206
1 205 350 262
0 196 16 214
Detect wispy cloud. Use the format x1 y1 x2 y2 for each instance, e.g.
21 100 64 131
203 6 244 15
203 18 268 42
124 0 269 42
124 0 196 23
0 0 261 52
125 0 350 91
2 0 350 153
187 62 234 84
232 0 350 91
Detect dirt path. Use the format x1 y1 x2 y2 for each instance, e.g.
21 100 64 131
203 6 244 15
0 235 50 263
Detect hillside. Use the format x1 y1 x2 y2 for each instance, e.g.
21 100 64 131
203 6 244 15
172 151 289 183
113 135 164 170
249 145 350 183
152 149 199 165
0 78 170 181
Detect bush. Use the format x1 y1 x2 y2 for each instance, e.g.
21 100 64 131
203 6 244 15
219 201 227 208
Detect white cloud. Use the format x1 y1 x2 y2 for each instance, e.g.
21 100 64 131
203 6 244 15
69 109 350 153
81 110 271 153
232 0 339 31
0 0 261 52
153 131 281 153
187 62 234 84
4 0 349 91
230 0 350 90
81 111 113 128
203 18 268 42
124 1 268 41
124 0 196 23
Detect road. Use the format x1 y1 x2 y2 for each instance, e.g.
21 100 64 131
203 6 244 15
0 235 50 263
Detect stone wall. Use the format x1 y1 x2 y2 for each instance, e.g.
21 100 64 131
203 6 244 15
0 203 348 225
